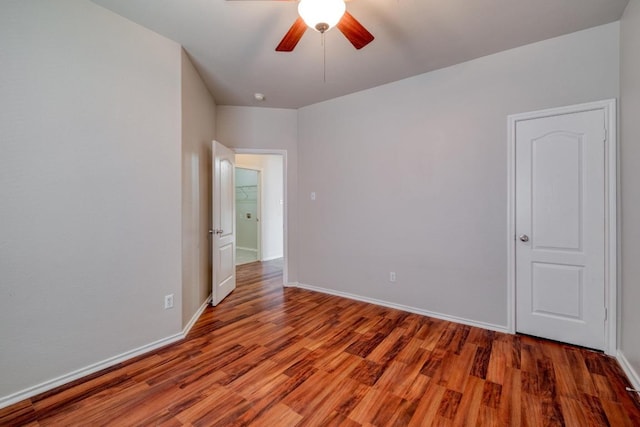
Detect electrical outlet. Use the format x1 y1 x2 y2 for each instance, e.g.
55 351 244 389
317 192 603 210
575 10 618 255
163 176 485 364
389 272 396 283
164 294 174 309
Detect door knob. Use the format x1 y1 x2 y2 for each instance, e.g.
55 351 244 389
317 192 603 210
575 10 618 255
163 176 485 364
209 229 223 235
519 234 529 242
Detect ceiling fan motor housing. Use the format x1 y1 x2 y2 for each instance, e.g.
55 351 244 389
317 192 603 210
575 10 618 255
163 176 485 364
315 22 330 33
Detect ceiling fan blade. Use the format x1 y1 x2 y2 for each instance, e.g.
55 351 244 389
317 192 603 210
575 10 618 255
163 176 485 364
336 11 374 50
276 17 307 52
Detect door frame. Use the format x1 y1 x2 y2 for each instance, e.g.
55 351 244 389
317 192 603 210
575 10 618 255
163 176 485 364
235 166 262 262
506 99 617 355
234 148 289 286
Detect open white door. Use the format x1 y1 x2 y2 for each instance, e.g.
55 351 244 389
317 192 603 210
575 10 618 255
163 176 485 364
211 141 236 306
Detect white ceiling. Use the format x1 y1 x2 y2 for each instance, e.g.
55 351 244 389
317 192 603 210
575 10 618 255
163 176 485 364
91 0 629 109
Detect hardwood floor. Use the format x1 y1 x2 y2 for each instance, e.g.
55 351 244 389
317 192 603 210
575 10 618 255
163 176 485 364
2 259 640 426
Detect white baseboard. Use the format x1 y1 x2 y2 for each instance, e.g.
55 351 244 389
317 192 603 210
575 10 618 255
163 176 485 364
237 246 258 252
617 350 640 390
293 283 509 334
261 254 284 262
0 295 213 411
0 332 184 410
182 294 212 336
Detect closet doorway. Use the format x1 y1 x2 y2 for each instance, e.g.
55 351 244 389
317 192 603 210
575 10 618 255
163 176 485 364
235 167 260 264
235 154 284 268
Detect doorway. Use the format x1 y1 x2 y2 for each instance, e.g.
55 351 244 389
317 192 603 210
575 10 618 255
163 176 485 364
234 152 285 280
507 99 617 354
235 167 260 265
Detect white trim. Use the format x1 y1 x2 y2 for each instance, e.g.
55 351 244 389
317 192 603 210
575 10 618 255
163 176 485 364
183 295 211 336
0 332 184 410
234 149 289 286
261 255 283 262
506 99 617 355
606 101 618 357
293 282 509 334
617 350 640 390
0 294 213 410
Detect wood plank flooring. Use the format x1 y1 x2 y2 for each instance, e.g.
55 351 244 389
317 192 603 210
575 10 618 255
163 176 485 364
2 259 640 426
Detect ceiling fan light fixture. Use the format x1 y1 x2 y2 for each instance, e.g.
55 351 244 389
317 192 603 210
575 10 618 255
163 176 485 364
298 0 346 33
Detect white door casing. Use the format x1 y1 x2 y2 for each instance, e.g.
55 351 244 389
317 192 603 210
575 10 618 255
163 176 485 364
507 100 617 354
212 141 236 306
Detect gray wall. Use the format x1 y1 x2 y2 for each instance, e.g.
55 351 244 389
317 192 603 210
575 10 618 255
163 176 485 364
297 23 620 329
181 50 217 328
620 0 640 385
0 0 182 401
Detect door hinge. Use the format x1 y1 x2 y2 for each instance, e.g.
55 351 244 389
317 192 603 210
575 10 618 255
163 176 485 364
604 307 608 321
602 127 607 142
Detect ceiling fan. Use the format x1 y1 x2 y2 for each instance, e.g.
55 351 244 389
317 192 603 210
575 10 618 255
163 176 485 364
229 0 374 52
276 0 374 52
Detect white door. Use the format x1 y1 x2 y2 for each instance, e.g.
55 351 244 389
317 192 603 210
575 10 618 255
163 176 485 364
515 109 606 350
211 141 236 306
